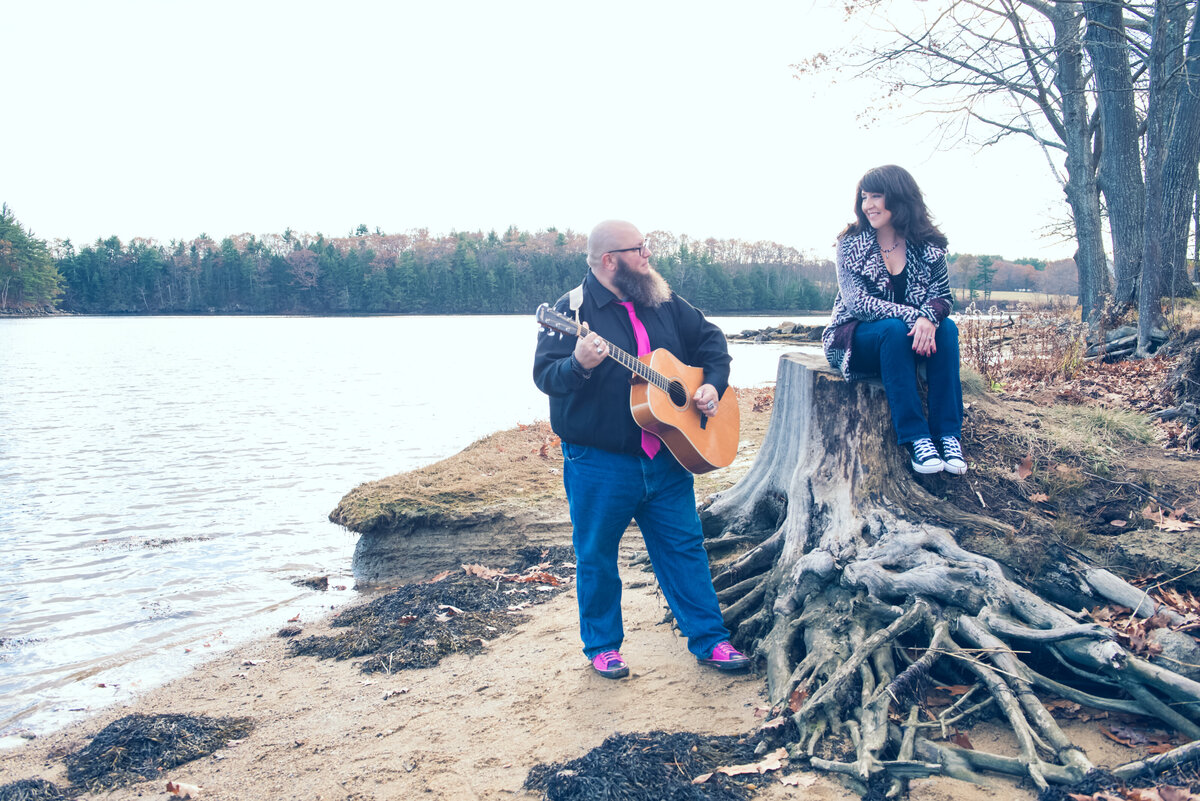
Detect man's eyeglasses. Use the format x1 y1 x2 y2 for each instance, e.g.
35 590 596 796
607 243 650 257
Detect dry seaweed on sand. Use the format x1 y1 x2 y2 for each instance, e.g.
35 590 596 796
0 778 68 801
524 730 779 801
287 549 574 673
63 712 253 791
1038 765 1200 801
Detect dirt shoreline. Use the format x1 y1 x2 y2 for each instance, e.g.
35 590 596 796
0 549 1142 801
1 385 1181 800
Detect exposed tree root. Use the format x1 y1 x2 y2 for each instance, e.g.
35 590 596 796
701 353 1200 795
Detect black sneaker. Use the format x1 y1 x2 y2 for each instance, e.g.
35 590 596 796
909 438 945 474
940 436 967 475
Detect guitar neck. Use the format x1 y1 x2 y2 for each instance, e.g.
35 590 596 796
536 303 680 397
595 337 674 395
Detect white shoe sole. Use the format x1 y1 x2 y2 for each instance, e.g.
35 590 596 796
911 460 945 475
942 459 968 476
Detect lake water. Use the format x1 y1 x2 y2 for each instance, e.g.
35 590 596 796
0 314 826 746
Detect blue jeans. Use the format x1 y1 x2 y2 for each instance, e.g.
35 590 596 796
561 442 730 660
849 317 963 445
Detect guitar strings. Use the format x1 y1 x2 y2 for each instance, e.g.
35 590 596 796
600 337 673 396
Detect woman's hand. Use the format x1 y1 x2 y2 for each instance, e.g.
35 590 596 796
909 317 937 357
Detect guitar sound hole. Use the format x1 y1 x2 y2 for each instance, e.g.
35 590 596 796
668 381 689 408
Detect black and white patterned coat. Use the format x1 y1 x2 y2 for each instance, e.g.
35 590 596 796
821 229 952 380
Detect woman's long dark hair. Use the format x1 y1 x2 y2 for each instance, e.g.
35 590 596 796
839 165 948 249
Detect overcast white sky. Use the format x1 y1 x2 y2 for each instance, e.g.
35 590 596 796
4 1 1072 261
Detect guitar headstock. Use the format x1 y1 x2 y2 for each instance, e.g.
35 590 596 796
536 303 585 338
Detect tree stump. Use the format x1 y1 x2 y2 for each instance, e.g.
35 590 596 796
700 352 1200 794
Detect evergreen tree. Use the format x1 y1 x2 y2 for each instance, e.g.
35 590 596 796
0 205 64 310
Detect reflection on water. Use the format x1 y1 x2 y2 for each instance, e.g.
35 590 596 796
0 314 817 743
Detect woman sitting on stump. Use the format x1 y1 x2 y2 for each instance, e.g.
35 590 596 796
821 164 966 475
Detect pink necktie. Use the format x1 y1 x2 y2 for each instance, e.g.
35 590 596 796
617 301 661 459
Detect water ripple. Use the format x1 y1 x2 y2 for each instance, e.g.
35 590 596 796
0 313 810 742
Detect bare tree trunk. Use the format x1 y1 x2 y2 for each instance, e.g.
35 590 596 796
1139 0 1200 354
1054 1 1110 322
701 353 1200 793
1193 183 1200 282
1084 0 1145 314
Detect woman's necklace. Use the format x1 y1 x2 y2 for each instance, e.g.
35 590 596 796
881 238 903 256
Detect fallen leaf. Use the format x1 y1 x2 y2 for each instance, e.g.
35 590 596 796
949 731 974 750
1101 726 1135 747
1157 518 1198 532
463 564 507 579
788 687 808 713
694 747 789 782
937 684 973 696
1030 493 1050 503
1055 463 1083 479
1016 455 1033 480
165 780 202 798
516 571 562 585
1126 789 1167 801
1110 519 1128 528
780 773 818 787
287 614 300 623
426 569 454 583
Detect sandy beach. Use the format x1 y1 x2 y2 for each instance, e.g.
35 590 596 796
2 380 1174 800
0 541 1142 801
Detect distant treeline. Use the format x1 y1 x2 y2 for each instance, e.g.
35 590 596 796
947 253 1079 298
42 227 837 315
3 205 1077 315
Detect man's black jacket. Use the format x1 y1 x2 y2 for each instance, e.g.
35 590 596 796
532 271 732 458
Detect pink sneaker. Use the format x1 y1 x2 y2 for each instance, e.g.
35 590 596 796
591 650 629 679
698 641 750 671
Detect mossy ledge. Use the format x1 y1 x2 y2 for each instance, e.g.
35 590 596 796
329 421 572 586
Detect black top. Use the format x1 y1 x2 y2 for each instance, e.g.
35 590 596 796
532 271 732 457
890 266 908 304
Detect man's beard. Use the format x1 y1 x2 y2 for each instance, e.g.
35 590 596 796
613 257 672 307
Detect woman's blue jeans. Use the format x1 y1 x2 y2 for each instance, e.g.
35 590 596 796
849 317 963 445
561 442 730 660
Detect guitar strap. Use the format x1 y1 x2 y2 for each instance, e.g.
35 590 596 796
568 280 585 328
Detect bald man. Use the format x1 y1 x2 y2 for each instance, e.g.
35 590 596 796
533 220 750 679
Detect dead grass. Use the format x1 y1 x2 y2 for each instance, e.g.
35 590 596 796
330 389 777 535
1036 405 1156 463
1168 297 1200 334
330 421 567 533
958 310 1087 387
952 290 1077 305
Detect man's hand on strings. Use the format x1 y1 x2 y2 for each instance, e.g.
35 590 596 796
694 383 720 417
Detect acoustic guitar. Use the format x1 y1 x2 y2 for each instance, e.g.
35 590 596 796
536 303 740 474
